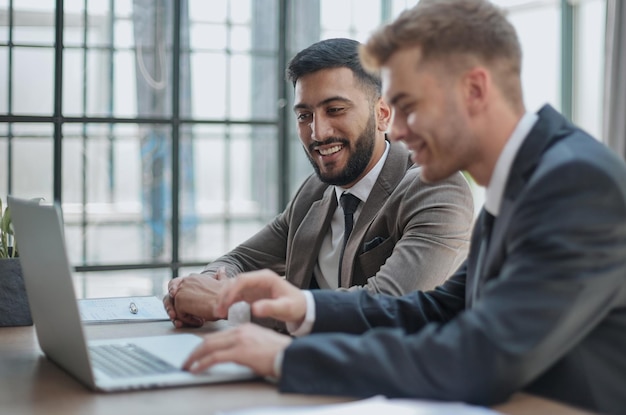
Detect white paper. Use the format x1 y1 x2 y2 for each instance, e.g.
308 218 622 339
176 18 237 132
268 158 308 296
78 295 170 323
217 396 502 415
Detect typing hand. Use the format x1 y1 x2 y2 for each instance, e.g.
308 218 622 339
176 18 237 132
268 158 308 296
183 323 292 377
215 269 307 326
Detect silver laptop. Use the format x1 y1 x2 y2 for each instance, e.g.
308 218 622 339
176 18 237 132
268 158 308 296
8 196 255 392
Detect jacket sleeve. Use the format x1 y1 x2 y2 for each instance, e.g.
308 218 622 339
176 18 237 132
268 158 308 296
278 159 626 406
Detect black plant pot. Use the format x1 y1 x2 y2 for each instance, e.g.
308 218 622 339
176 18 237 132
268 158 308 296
0 258 33 327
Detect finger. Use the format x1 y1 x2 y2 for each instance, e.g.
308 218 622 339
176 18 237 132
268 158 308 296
251 297 303 322
168 278 182 297
183 331 236 370
218 270 276 309
215 279 247 317
212 302 229 320
174 313 205 328
186 349 244 374
162 295 177 321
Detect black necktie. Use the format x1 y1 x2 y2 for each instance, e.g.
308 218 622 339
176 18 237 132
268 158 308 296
338 193 360 287
471 209 495 305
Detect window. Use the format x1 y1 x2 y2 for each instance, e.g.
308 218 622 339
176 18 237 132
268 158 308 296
0 0 607 297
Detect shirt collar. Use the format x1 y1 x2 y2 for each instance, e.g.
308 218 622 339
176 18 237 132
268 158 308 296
335 140 390 203
484 112 539 216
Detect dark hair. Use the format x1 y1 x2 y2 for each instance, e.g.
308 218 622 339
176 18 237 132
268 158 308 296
286 38 381 97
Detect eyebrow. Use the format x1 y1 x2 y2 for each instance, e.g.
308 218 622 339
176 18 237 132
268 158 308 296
387 92 408 107
293 96 354 111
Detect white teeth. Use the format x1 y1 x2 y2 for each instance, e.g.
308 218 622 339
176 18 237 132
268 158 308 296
318 145 342 156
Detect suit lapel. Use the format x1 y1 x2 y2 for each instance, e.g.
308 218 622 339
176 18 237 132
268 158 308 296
473 105 573 297
288 186 337 288
340 142 413 287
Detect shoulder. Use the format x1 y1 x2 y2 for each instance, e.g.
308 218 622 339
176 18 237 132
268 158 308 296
397 167 473 201
511 132 626 235
288 173 330 207
534 132 626 195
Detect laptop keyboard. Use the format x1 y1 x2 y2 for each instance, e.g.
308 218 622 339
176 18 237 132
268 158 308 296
89 343 179 379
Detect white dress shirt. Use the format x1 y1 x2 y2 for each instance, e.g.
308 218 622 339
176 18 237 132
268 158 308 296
314 141 390 289
484 112 538 216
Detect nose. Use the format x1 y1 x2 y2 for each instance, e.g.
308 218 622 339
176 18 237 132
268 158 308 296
310 114 333 142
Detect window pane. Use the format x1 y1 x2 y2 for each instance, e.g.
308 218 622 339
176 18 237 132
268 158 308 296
352 0 382 33
12 47 54 115
85 49 115 116
62 123 172 265
231 25 251 52
114 49 141 117
574 0 605 139
180 124 226 262
230 54 252 119
230 0 251 24
10 123 54 201
506 3 561 113
189 0 228 23
0 125 8 198
190 23 228 51
321 0 352 32
71 269 169 298
391 0 416 18
63 48 85 115
64 2 86 47
0 47 7 114
190 52 227 119
179 123 274 262
249 56 278 120
62 123 142 205
12 3 55 45
85 4 112 48
131 2 173 118
114 18 134 49
114 0 133 18
0 0 8 43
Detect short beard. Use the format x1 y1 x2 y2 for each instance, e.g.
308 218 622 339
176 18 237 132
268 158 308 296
305 115 377 186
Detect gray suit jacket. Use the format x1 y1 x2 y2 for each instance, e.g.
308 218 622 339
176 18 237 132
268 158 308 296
279 106 626 415
203 141 473 295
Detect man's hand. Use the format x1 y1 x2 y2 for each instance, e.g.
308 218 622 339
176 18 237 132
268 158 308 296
215 269 307 325
163 269 228 328
183 323 292 377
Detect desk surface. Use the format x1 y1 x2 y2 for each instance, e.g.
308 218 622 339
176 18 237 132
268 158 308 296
0 322 595 415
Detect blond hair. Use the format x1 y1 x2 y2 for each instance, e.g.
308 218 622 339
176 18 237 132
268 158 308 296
361 0 524 109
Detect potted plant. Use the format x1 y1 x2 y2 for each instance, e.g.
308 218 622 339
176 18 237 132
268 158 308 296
0 197 33 326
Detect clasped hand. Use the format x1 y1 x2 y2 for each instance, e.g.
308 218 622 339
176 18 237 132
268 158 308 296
163 269 228 328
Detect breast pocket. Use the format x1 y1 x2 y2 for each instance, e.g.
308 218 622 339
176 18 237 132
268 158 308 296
357 236 394 278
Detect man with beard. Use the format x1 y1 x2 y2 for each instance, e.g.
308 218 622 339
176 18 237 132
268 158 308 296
164 37 473 328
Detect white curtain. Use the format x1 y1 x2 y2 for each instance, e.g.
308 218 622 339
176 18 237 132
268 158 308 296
603 0 626 159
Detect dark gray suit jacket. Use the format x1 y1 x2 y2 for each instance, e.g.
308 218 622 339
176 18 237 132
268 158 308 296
204 141 473 295
279 106 626 414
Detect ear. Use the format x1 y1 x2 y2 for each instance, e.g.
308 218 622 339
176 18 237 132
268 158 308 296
462 67 489 116
375 97 392 132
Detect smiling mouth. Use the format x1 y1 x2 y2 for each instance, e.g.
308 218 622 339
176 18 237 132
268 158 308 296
316 144 343 156
411 140 427 154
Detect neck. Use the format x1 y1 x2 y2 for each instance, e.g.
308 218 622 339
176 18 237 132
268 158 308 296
468 104 525 187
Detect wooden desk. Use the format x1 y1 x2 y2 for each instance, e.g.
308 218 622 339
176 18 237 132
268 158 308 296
0 322 595 415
